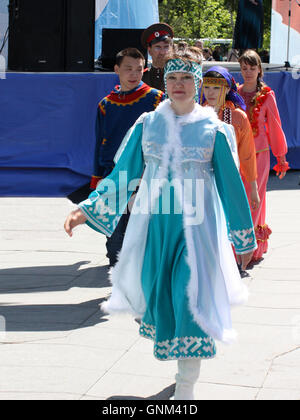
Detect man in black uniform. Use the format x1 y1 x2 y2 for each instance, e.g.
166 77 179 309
141 23 174 92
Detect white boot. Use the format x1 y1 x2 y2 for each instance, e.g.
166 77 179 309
174 359 201 400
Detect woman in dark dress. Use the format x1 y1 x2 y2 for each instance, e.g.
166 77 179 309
233 0 264 50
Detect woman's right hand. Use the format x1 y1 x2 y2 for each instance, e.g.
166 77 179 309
64 209 87 237
275 156 289 180
250 181 260 210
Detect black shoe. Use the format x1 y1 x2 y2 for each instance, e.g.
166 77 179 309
134 318 141 325
237 264 250 278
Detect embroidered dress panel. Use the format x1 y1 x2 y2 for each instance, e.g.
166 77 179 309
79 100 257 351
139 185 217 361
142 108 216 163
140 322 216 360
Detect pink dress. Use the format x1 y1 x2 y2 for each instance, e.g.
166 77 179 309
238 85 288 261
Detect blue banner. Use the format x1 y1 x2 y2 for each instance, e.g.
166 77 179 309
95 0 159 58
1 71 299 197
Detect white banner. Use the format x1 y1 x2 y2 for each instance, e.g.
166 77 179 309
0 0 8 63
95 0 109 20
270 0 300 65
95 0 159 58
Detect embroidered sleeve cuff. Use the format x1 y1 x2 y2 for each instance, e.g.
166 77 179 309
78 201 114 237
273 156 290 174
230 228 257 254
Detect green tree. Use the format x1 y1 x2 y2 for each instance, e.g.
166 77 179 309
159 0 236 40
159 0 272 50
262 0 272 50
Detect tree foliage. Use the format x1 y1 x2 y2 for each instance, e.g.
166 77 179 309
159 0 272 49
159 0 234 39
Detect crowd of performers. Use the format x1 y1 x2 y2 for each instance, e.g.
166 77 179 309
64 23 289 400
200 51 289 264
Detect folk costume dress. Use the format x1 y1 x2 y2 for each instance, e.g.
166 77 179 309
238 85 289 261
79 99 257 361
201 66 257 185
217 101 257 184
233 0 264 50
91 81 165 188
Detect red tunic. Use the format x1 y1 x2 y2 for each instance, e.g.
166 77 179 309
238 85 288 261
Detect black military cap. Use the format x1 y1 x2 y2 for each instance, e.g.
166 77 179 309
141 23 174 49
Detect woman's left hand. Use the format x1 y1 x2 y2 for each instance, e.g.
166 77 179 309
64 209 87 237
275 156 289 179
250 181 260 210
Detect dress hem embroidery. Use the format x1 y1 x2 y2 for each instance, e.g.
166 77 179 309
139 321 216 361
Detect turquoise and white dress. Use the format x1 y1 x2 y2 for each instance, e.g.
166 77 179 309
79 100 257 361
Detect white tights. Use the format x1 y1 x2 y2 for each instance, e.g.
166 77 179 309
174 359 201 400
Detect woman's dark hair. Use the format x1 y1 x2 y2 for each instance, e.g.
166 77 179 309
238 49 266 94
203 71 224 79
165 44 203 67
116 48 145 67
176 41 188 50
203 48 212 56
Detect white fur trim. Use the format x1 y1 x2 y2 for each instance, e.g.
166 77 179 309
184 224 238 344
155 100 236 343
101 288 141 317
155 100 220 125
101 166 155 317
149 100 183 212
102 100 244 344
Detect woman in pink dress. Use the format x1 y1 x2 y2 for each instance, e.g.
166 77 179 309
238 50 289 263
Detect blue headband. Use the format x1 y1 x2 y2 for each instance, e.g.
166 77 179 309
164 59 203 101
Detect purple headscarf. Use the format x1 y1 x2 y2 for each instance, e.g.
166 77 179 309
201 65 246 111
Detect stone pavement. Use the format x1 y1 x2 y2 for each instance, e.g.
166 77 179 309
0 171 299 400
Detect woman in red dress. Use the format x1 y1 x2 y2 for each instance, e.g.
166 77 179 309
238 50 289 263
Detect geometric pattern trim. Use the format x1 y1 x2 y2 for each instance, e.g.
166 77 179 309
139 321 216 361
230 227 256 253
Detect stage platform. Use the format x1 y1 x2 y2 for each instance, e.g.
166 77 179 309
0 69 299 197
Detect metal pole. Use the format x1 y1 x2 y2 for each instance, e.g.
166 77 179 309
285 0 292 68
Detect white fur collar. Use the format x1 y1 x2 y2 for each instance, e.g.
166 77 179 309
155 99 220 126
151 99 221 185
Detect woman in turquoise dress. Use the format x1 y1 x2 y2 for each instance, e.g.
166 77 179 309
64 46 257 400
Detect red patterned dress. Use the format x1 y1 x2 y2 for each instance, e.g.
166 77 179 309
238 85 289 261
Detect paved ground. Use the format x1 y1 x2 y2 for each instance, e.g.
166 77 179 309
0 171 300 400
